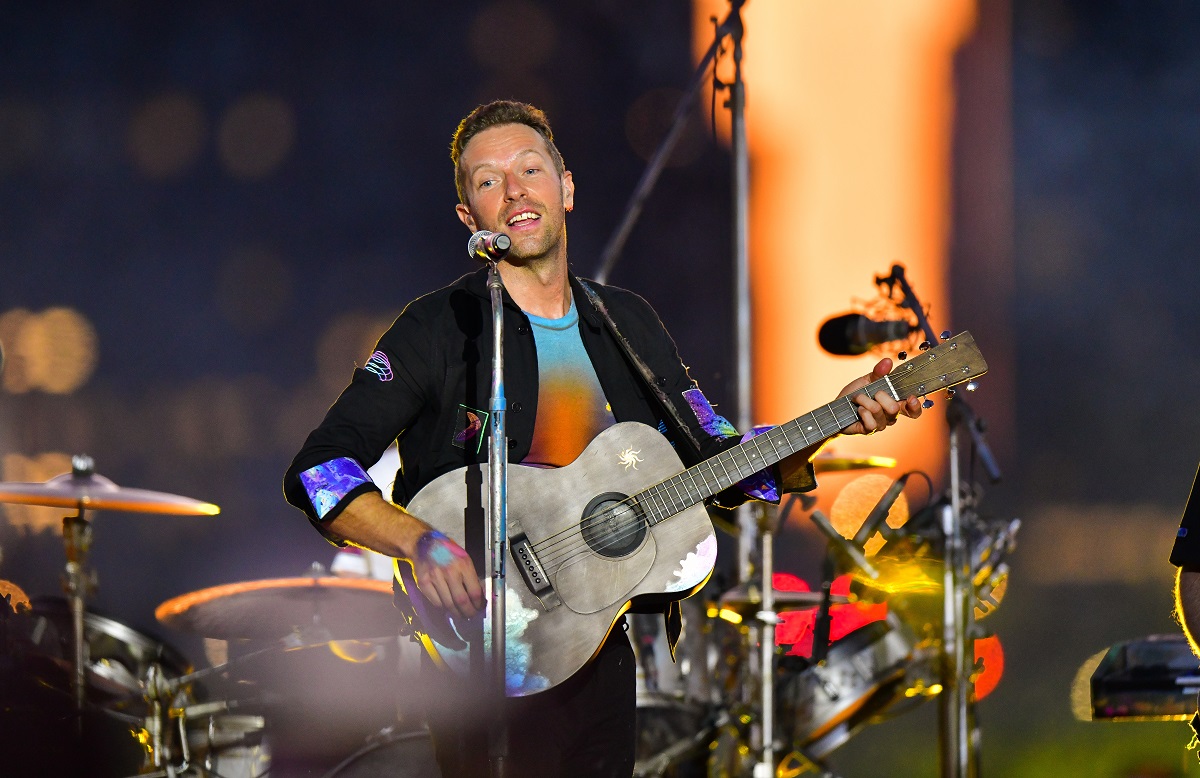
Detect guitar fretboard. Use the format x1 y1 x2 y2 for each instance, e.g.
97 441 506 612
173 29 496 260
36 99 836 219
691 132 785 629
634 376 895 525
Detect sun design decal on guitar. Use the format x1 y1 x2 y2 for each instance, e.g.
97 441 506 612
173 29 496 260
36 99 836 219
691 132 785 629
617 448 643 471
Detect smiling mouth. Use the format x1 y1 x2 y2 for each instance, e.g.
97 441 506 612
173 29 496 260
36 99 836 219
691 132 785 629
507 212 540 226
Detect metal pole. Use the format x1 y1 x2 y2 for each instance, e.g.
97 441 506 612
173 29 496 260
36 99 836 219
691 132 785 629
939 425 972 777
756 519 776 777
486 262 509 778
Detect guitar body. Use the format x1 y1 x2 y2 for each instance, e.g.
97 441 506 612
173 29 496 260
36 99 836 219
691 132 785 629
399 421 717 697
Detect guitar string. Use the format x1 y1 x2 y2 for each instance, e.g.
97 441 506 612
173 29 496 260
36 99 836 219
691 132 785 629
530 393 866 572
528 352 982 573
525 345 982 570
529 396 852 566
529 386 885 571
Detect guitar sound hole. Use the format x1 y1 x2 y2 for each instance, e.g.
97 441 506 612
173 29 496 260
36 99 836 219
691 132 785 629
581 492 647 559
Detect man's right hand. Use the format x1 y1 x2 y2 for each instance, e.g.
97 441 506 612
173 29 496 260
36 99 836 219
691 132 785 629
325 491 485 620
412 530 486 621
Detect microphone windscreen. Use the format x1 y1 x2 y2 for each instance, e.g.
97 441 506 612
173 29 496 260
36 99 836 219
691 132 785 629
818 314 869 356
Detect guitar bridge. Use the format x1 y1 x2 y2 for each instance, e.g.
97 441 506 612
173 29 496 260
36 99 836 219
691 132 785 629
511 534 554 598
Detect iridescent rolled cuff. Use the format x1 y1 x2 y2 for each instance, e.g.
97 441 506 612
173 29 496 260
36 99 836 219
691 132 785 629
682 388 781 502
299 457 372 520
738 426 781 503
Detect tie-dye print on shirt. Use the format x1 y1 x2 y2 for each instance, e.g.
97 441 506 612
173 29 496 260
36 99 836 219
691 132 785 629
523 300 617 468
299 457 372 519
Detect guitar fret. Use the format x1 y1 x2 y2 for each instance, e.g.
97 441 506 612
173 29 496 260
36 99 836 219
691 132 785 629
665 475 686 510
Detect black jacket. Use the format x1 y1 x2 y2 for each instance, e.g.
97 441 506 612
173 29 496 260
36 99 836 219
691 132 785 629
283 267 778 538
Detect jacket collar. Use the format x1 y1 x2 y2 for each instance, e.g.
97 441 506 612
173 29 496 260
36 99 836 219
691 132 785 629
459 265 602 328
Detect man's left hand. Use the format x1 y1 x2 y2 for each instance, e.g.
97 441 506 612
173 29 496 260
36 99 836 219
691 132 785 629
837 358 922 436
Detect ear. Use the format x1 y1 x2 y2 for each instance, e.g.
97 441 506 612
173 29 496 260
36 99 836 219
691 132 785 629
562 170 575 213
455 203 477 232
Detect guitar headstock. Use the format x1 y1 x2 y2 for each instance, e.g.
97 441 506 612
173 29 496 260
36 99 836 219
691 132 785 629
887 331 987 403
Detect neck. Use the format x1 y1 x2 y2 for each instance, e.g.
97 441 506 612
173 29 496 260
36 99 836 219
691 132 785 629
497 252 572 319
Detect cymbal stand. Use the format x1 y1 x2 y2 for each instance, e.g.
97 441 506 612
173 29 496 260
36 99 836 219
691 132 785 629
60 454 97 726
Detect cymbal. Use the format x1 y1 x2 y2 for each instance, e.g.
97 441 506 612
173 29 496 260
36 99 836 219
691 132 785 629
0 471 220 516
1 579 31 611
156 576 397 641
717 581 849 615
812 453 897 473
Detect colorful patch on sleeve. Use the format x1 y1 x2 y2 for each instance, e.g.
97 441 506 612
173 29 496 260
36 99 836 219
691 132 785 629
452 404 489 453
299 457 372 519
682 388 738 439
364 351 394 382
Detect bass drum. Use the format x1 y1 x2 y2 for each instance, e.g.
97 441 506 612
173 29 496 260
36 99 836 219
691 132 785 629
777 612 935 760
185 713 271 778
24 595 191 712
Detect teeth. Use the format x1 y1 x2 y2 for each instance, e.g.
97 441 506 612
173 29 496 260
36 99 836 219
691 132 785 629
508 212 539 225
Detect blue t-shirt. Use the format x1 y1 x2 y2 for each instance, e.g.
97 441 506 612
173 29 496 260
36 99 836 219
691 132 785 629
522 299 617 467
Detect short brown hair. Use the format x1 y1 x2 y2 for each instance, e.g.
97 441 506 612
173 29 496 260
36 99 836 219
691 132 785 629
451 100 566 203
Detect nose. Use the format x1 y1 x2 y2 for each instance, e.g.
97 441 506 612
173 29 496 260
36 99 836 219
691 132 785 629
503 172 527 201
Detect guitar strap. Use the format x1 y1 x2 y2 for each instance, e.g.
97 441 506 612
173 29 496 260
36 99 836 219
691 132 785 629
576 279 703 460
577 279 703 659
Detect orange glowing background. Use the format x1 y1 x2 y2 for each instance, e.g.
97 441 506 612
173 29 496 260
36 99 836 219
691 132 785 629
693 0 977 492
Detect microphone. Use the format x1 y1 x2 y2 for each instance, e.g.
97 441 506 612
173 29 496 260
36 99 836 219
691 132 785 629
818 313 914 356
809 510 879 580
852 473 911 547
467 230 511 262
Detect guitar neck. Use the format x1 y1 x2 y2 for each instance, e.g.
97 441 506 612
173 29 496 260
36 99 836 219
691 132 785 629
636 376 894 525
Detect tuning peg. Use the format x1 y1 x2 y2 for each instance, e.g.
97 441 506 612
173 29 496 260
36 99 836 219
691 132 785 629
897 351 908 361
918 341 931 352
966 380 979 392
940 330 951 340
922 398 935 409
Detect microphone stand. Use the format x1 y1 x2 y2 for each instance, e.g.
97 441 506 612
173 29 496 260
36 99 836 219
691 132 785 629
486 260 509 778
878 264 977 777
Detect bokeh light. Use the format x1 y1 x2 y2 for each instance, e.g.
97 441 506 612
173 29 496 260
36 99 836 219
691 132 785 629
828 473 910 555
126 92 208 179
1 451 74 533
0 307 99 395
217 94 296 180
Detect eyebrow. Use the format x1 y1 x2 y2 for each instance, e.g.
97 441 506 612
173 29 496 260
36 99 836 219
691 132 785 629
468 148 546 177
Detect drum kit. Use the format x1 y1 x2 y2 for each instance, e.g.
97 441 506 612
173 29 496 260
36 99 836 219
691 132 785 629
628 452 1020 778
0 456 428 778
0 443 1017 777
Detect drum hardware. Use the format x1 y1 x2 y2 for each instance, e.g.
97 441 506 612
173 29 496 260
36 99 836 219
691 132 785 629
0 454 219 722
154 565 397 642
812 454 897 474
150 571 407 773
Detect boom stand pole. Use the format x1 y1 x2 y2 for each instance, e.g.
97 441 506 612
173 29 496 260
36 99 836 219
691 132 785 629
486 261 509 778
939 416 977 777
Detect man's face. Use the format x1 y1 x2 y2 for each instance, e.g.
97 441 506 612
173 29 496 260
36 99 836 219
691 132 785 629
455 123 574 264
